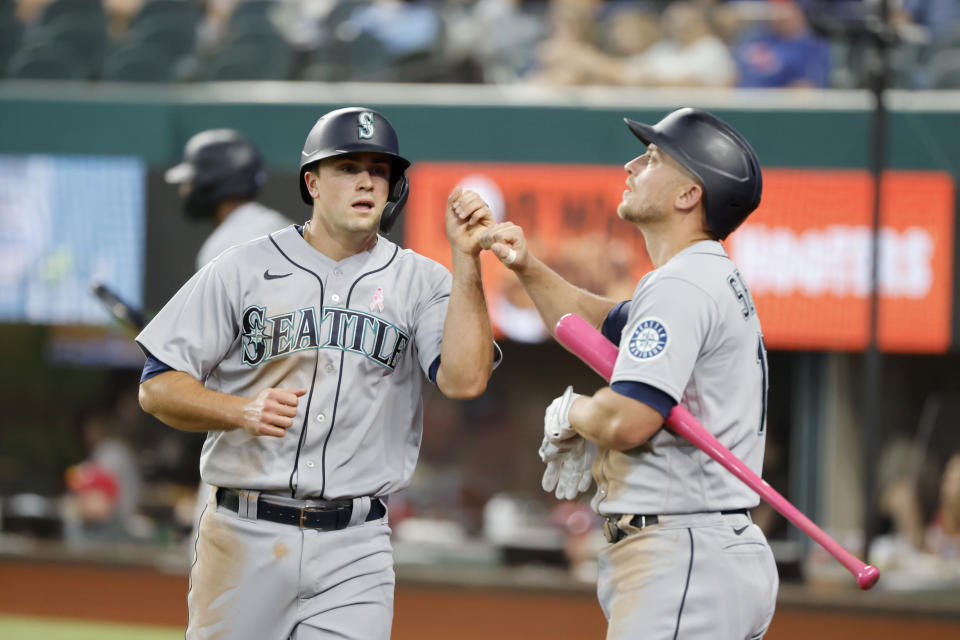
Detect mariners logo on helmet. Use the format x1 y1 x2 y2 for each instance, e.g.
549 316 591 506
358 112 375 139
628 319 668 360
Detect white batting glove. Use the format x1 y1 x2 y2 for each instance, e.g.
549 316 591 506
539 436 573 495
555 438 597 500
538 435 597 500
544 386 581 442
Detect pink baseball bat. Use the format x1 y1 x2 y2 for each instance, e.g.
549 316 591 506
554 313 880 590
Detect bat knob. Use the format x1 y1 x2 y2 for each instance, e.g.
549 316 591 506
856 565 880 590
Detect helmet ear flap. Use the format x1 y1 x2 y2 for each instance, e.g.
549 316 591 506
379 174 409 233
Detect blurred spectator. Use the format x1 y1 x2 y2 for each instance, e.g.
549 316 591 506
63 462 124 542
103 0 144 38
892 0 960 88
531 3 660 86
196 0 241 51
272 0 342 52
14 0 50 24
623 0 737 87
733 0 830 88
526 0 603 85
443 0 547 83
927 451 960 560
551 501 603 582
62 403 143 545
340 0 442 58
876 437 930 553
894 0 960 48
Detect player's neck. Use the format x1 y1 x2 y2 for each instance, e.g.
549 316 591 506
303 218 378 261
642 227 713 268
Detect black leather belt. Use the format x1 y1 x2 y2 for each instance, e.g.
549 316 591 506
216 488 386 530
625 508 749 529
604 509 750 543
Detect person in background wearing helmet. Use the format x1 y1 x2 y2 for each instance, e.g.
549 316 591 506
166 129 294 559
165 129 293 271
134 107 500 640
479 107 778 639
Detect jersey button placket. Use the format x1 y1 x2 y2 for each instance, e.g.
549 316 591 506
331 294 341 303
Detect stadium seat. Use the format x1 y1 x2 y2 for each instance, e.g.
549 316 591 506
0 12 22 76
36 0 104 26
931 50 960 89
101 44 175 82
299 32 392 82
125 15 197 61
29 16 109 78
129 0 199 30
6 42 86 80
228 0 275 29
222 20 287 49
201 43 293 81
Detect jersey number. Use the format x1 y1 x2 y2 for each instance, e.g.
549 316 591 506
756 334 768 436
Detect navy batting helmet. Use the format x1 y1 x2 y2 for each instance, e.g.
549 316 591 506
624 108 762 239
298 107 411 233
165 129 265 219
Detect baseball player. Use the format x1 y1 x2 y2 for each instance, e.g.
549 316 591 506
165 128 293 270
480 108 779 639
136 107 499 640
165 128 295 557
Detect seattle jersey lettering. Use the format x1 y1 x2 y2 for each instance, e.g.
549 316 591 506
241 305 410 370
727 269 756 319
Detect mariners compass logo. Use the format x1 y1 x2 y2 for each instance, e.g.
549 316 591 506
628 318 668 360
358 112 375 139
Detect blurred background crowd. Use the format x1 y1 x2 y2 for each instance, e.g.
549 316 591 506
1 0 960 620
1 0 960 88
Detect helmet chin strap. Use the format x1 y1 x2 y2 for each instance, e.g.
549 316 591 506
378 175 409 233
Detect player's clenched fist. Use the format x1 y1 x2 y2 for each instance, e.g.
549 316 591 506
240 387 307 437
479 221 528 270
446 186 494 256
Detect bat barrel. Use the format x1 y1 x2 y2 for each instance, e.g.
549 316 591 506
857 565 881 590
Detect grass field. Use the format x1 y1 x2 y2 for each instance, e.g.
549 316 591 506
0 615 182 640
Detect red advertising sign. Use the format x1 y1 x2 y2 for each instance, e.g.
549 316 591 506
405 163 954 353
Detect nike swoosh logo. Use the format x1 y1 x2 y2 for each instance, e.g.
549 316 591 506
263 270 292 280
733 525 749 535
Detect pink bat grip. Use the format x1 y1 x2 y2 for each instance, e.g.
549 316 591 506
555 313 880 590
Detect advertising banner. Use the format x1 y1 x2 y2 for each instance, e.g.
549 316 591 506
406 164 954 353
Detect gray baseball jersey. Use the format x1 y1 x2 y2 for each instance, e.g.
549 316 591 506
592 240 777 640
196 202 293 270
594 240 768 515
137 225 452 500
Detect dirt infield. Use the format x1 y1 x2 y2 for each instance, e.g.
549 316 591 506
2 560 960 639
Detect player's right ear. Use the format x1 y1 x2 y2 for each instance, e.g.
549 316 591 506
304 169 321 200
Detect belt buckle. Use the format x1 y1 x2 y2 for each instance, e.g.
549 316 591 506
602 517 623 544
299 504 330 529
299 503 352 529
